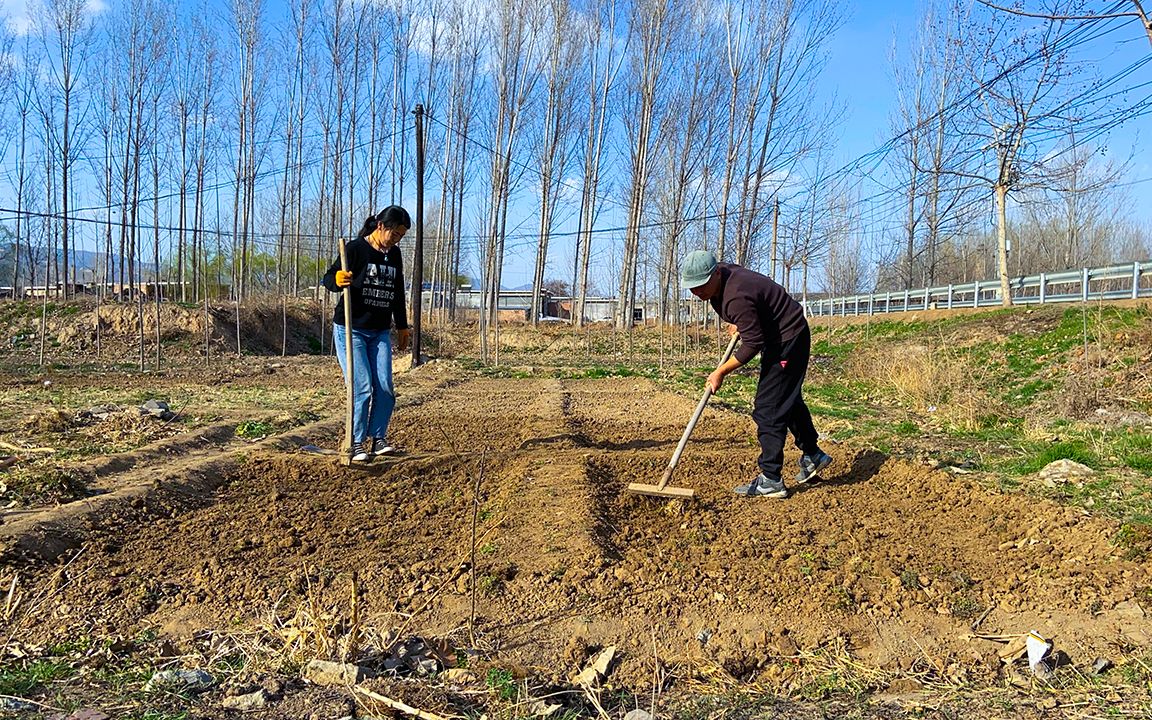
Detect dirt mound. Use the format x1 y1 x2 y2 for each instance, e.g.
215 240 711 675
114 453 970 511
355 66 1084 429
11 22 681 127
2 299 330 361
8 376 1150 696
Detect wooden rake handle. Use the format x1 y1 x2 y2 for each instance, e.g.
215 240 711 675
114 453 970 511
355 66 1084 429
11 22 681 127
339 239 354 466
657 333 740 490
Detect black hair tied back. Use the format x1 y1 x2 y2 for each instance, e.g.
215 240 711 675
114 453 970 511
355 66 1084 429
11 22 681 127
378 205 412 230
357 206 411 239
357 214 379 239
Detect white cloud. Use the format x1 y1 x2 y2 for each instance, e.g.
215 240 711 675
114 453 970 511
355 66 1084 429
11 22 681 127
2 0 108 37
1 0 32 36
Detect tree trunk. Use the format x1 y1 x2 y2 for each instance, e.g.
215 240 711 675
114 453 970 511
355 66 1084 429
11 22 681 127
995 183 1012 306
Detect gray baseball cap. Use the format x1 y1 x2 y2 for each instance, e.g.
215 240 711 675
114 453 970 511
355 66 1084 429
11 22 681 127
681 250 718 289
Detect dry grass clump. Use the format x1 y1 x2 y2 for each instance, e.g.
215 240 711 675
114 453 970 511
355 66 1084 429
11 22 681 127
20 409 74 434
849 343 1001 431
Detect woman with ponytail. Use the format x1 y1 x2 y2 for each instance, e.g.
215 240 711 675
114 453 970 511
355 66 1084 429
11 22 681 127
322 205 412 461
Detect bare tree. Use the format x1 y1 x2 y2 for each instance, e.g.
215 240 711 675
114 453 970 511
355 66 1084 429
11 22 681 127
479 0 544 360
7 34 37 297
36 0 94 299
957 2 1126 305
653 0 721 326
616 0 677 330
732 0 839 268
529 0 580 325
977 0 1152 50
573 0 624 327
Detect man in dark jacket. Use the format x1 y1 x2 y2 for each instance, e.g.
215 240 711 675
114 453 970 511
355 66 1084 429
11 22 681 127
682 249 832 498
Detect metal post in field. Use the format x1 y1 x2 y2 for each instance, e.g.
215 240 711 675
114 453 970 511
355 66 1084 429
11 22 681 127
924 286 930 311
868 295 874 316
1039 273 1046 304
947 284 953 310
1134 262 1141 300
903 289 910 312
1081 267 1089 302
885 292 891 313
973 281 980 308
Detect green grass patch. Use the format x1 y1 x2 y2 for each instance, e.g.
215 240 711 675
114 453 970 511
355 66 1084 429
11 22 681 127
1117 433 1152 473
2 466 92 505
1003 441 1099 475
485 667 517 701
235 419 276 438
894 420 920 436
0 658 75 696
1115 521 1152 561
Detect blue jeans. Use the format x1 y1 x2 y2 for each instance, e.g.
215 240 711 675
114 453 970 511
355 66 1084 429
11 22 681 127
333 324 395 444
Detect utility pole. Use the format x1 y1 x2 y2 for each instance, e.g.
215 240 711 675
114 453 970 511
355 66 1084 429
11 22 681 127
770 197 780 282
412 104 426 366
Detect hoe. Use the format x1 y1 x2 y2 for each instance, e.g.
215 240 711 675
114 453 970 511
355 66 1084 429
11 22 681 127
626 334 740 500
338 238 354 467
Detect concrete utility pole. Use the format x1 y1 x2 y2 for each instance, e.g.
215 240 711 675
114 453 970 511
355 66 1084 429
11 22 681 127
770 197 780 282
412 104 426 367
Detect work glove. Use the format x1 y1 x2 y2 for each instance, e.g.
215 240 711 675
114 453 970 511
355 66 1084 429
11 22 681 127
396 328 411 352
335 270 353 288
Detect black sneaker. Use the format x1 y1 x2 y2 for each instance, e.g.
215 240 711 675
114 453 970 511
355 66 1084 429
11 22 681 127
734 473 788 498
350 441 371 462
371 438 395 456
796 451 833 484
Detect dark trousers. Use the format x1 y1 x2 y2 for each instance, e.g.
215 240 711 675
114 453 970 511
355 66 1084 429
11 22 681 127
752 326 820 480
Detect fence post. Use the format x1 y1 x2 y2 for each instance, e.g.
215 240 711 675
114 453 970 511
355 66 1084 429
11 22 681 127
885 292 891 313
903 289 910 312
973 281 980 308
1039 273 1046 304
1134 262 1141 300
946 285 953 310
1081 267 1089 302
923 287 930 311
868 295 874 316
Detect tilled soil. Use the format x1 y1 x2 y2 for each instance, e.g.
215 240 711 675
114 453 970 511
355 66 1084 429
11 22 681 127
7 375 1152 699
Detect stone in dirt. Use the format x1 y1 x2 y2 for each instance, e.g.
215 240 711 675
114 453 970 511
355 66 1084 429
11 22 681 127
78 404 120 421
529 700 562 717
0 697 37 712
302 659 368 686
623 710 653 720
139 399 174 421
222 689 270 710
439 668 477 684
570 645 616 687
56 710 110 720
1036 459 1095 488
1093 407 1152 427
144 668 214 692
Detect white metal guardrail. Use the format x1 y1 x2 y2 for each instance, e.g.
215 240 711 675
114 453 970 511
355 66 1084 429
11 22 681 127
803 260 1152 317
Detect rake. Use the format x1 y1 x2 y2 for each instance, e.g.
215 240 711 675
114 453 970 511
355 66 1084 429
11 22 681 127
626 333 740 500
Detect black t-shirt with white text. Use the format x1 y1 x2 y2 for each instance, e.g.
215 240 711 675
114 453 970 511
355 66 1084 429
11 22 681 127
322 239 409 331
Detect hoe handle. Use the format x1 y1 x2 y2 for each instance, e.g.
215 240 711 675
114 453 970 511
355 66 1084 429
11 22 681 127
658 333 740 490
339 239 354 466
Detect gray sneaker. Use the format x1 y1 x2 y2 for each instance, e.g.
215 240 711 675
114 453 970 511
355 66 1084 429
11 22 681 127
734 473 788 498
371 437 395 456
350 440 371 462
796 451 833 484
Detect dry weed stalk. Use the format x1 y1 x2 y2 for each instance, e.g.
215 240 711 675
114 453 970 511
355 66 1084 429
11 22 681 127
851 342 998 431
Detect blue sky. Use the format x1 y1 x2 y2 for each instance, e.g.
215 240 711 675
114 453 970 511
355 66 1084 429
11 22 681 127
2 0 1150 290
822 1 1152 205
